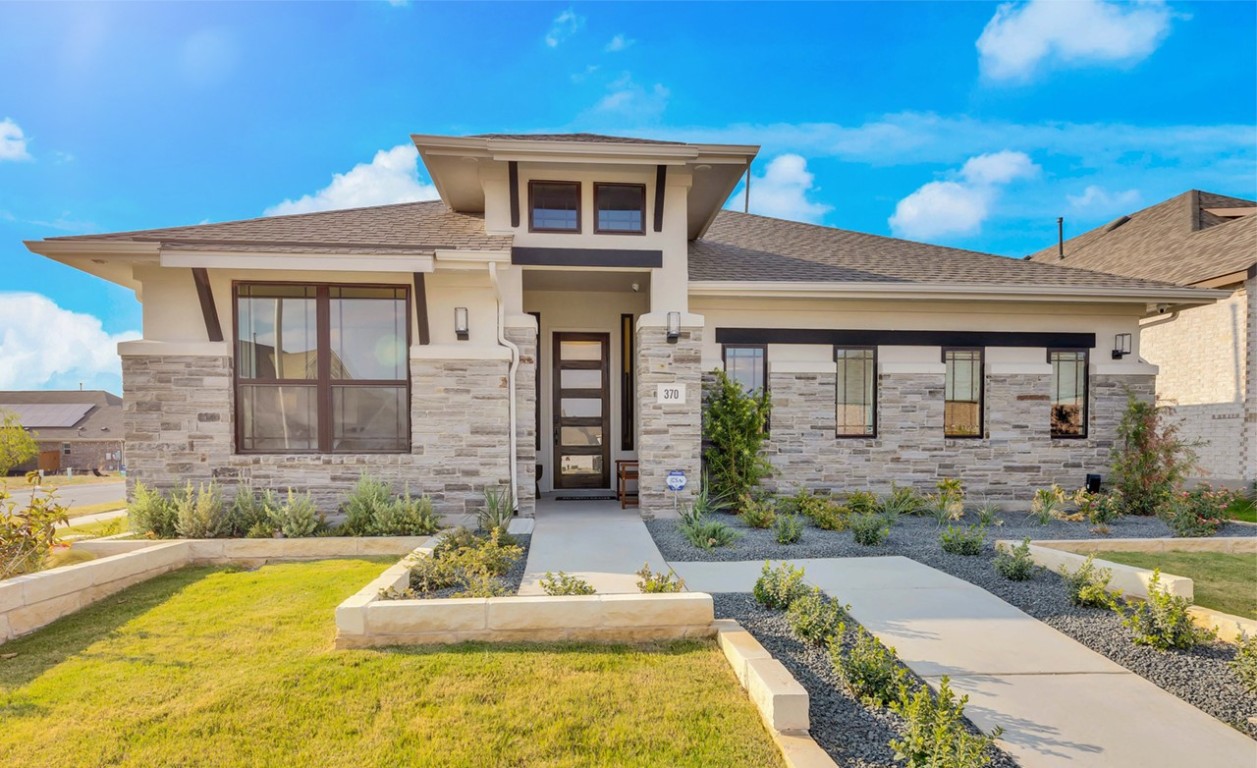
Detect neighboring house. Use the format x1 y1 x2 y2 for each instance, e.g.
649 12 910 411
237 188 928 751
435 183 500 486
0 390 125 475
1029 191 1256 485
25 134 1221 517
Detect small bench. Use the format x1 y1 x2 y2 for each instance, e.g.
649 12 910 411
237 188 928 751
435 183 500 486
616 459 639 509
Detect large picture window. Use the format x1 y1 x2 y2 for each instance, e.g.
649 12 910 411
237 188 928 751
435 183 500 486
1049 349 1088 438
835 347 876 437
235 284 410 454
943 348 983 438
723 345 767 393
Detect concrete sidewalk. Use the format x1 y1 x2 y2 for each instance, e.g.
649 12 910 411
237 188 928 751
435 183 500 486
519 500 669 594
670 557 1256 768
58 507 127 528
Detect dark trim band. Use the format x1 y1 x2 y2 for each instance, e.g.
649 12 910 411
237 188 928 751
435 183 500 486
413 272 430 346
653 165 666 232
512 247 662 268
192 267 223 342
508 161 520 229
715 328 1096 349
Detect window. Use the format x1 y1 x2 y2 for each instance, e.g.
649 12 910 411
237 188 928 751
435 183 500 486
943 348 983 438
723 345 767 393
595 183 646 234
61 442 71 456
529 181 580 232
835 347 876 437
1049 350 1088 438
235 284 410 454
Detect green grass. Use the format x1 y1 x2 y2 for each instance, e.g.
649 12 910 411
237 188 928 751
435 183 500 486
59 513 130 539
0 559 783 768
1094 550 1257 619
63 500 127 519
1227 496 1256 524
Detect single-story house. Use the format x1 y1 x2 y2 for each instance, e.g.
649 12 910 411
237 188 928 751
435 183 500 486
24 133 1223 517
0 390 124 475
1029 190 1256 485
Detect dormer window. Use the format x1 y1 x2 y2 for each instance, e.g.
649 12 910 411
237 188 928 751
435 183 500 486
595 183 646 234
529 181 581 232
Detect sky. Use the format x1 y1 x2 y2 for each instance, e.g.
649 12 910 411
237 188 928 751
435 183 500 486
0 0 1254 394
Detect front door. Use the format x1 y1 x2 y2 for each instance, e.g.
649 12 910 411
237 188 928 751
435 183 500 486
552 332 611 489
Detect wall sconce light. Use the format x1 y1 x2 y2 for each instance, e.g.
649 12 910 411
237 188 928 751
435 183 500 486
1112 333 1131 359
666 311 681 343
454 307 470 341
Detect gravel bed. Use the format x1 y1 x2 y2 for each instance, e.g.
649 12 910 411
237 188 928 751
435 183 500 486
391 533 531 600
714 592 1018 768
651 515 1257 735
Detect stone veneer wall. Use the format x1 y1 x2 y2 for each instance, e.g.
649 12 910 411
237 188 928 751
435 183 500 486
765 369 1154 499
1246 274 1256 484
635 324 703 518
122 349 533 517
507 325 537 516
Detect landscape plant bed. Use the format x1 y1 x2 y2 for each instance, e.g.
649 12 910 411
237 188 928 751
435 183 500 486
652 515 1257 735
417 533 530 599
713 592 1018 768
0 559 782 768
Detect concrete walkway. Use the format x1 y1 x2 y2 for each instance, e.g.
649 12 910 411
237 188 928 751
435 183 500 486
58 507 127 528
670 557 1257 768
519 499 669 594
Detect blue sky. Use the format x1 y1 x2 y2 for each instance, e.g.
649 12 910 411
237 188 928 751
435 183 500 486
1 0 1254 393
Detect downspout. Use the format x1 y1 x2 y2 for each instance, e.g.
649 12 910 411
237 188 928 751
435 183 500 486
1139 310 1180 330
489 261 520 513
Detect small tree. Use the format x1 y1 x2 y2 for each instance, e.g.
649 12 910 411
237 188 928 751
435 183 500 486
1109 394 1196 517
702 369 772 502
0 409 39 478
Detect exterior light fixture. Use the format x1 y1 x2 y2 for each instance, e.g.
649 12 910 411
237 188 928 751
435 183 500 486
454 307 470 341
666 311 681 343
1111 333 1131 359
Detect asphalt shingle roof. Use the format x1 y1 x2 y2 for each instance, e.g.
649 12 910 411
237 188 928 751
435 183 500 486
0 391 123 441
1027 190 1257 286
470 133 683 145
690 210 1193 291
48 200 510 254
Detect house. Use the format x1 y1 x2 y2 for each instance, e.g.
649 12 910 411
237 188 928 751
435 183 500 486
24 133 1222 517
1029 191 1256 485
0 390 124 475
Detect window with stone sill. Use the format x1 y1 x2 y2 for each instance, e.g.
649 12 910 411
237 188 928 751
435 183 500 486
234 283 410 454
835 347 876 437
943 347 983 438
1049 349 1088 438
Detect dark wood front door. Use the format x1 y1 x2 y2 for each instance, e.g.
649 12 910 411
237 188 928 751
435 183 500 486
552 332 611 489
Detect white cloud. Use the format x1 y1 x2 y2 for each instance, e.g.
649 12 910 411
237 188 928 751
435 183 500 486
0 293 139 391
265 144 439 216
605 34 635 52
594 74 669 120
545 9 584 48
0 118 31 161
977 0 1173 82
731 154 832 224
1067 185 1142 213
890 151 1039 239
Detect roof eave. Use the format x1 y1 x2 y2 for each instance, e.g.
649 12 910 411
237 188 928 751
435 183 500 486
686 280 1225 306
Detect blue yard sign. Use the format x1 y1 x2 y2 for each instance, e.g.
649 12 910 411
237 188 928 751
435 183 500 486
666 470 687 492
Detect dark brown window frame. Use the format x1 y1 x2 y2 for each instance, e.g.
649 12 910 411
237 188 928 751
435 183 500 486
942 347 984 440
722 343 770 433
1048 348 1089 439
593 183 647 235
834 345 878 439
232 281 412 455
528 180 582 233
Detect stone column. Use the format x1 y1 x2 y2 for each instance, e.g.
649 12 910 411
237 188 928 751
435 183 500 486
1244 275 1256 483
507 323 538 517
635 317 704 519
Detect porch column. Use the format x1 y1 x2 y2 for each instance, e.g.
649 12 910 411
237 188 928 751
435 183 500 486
635 312 704 519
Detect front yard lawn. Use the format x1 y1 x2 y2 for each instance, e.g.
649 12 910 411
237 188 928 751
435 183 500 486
0 559 782 768
1093 550 1257 619
1227 496 1256 524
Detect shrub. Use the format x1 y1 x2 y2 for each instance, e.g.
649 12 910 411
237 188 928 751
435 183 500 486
678 514 740 550
341 474 393 536
787 587 847 645
540 571 596 596
1160 486 1228 537
939 524 986 555
882 483 927 518
1060 554 1117 608
753 561 807 610
890 676 1002 768
245 520 276 539
1029 485 1069 525
774 513 803 545
130 481 178 538
636 563 685 593
845 489 880 516
975 498 1003 528
269 490 320 538
788 491 850 531
229 485 278 537
1232 633 1257 693
929 478 965 523
739 494 777 529
688 479 732 518
0 410 38 477
409 527 523 594
1114 569 1215 650
174 482 229 539
479 486 515 533
994 538 1035 581
373 489 440 536
1110 395 1196 517
1075 488 1123 526
831 626 905 708
851 513 889 546
703 368 772 501
0 478 68 579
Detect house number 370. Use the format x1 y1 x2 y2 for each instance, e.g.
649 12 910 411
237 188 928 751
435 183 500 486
656 384 686 405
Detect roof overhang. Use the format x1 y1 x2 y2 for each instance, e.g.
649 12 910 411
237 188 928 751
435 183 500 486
24 239 159 291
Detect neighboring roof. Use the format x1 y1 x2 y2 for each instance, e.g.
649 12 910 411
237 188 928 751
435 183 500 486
689 210 1202 293
0 391 123 441
44 200 511 254
470 133 684 145
1027 190 1257 286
